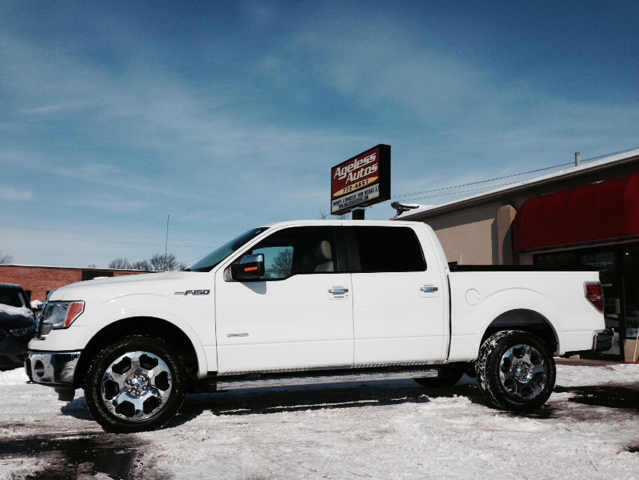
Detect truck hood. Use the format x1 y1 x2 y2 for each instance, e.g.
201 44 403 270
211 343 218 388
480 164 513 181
48 271 211 302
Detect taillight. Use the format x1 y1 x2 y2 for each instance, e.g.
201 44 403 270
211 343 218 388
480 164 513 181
584 282 604 313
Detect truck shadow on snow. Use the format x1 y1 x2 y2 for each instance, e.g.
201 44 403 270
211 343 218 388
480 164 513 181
168 378 486 427
503 382 639 421
57 379 639 429
554 382 639 411
169 378 639 428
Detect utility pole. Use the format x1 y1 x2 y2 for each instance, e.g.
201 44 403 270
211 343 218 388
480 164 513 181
165 215 170 258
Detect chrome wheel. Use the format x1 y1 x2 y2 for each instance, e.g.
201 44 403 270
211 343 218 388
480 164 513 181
499 343 548 400
101 351 173 422
476 330 556 411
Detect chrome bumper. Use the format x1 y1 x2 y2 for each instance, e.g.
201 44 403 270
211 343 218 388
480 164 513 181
25 351 81 387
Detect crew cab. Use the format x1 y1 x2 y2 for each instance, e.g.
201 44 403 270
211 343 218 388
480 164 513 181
26 221 610 432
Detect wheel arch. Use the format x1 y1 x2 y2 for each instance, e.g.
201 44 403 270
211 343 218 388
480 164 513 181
75 316 201 389
479 309 560 355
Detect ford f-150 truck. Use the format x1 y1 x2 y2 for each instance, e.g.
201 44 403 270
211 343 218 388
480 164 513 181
26 221 611 432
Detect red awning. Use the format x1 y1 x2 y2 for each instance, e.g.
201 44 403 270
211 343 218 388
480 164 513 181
514 173 639 251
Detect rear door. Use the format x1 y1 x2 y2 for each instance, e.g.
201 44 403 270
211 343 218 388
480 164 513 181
214 226 353 373
349 225 447 365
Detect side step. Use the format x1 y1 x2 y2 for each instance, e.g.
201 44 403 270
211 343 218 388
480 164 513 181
215 367 439 391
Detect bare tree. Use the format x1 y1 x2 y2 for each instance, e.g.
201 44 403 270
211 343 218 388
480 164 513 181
108 258 132 269
268 248 293 279
149 253 179 272
131 260 153 271
0 251 12 264
108 254 184 272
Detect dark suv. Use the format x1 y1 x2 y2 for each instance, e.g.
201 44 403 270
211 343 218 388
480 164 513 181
0 284 37 370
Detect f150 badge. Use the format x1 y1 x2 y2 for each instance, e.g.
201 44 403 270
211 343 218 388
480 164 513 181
174 290 210 296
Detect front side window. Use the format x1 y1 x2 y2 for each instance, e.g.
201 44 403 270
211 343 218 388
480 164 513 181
241 227 337 280
353 226 426 273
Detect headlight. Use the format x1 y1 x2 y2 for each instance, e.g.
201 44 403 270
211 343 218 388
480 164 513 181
10 325 36 337
40 301 85 333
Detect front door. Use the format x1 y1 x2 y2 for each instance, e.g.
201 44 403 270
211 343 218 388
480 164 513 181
214 226 353 374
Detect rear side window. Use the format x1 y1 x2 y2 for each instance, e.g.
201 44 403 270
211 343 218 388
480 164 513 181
353 226 426 273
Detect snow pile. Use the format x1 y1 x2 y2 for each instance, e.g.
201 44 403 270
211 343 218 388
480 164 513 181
0 303 33 318
0 368 29 385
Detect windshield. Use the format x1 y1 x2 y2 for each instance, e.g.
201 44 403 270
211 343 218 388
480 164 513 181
0 287 29 308
189 227 269 272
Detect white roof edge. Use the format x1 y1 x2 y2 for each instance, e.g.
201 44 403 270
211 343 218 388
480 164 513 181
396 147 639 220
266 219 417 228
0 263 150 272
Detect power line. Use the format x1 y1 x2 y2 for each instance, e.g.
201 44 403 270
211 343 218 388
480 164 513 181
387 146 639 203
391 162 573 200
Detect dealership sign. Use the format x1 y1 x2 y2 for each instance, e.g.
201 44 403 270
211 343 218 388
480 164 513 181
331 144 391 215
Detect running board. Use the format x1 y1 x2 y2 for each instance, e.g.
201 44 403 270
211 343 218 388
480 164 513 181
215 366 439 391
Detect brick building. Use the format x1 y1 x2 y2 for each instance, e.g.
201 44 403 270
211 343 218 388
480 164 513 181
0 265 149 303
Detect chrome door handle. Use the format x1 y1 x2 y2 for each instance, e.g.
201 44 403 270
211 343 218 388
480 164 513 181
420 286 438 293
329 288 349 295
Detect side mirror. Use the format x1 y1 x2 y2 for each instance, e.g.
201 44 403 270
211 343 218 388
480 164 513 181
231 253 265 281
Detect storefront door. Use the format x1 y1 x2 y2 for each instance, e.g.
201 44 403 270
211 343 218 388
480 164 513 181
623 244 639 362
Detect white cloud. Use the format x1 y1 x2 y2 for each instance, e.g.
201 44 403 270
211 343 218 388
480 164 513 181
0 186 33 202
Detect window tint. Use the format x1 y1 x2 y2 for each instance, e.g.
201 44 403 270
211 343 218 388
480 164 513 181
353 226 426 272
244 227 337 280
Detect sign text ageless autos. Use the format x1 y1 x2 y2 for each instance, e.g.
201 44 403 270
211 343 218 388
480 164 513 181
331 144 390 215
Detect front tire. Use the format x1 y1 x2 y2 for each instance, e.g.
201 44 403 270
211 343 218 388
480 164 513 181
475 330 556 411
84 336 187 433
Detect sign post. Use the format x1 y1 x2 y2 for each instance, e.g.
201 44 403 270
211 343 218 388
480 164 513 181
330 144 391 218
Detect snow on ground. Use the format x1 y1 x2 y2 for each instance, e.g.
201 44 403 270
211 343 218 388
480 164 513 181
0 364 638 479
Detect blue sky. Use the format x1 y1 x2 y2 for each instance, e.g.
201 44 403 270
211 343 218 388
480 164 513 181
1 1 638 268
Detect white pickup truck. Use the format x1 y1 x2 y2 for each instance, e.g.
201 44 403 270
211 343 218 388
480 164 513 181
26 221 611 432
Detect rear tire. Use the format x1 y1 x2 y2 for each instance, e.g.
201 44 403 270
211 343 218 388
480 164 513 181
84 336 187 433
414 366 466 388
475 330 555 411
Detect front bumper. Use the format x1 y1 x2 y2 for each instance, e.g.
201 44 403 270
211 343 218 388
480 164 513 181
0 331 34 370
25 350 81 387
